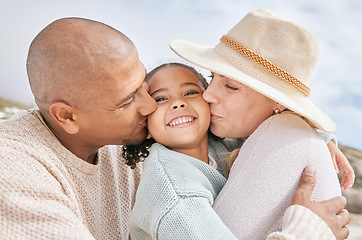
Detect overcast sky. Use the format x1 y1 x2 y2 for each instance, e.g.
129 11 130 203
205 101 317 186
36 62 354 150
1 0 361 150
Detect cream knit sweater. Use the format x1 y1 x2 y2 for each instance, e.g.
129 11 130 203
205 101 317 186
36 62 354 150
0 110 142 239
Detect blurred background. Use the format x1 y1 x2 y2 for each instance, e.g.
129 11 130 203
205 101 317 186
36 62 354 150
1 0 361 238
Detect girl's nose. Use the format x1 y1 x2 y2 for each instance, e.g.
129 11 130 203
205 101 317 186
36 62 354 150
171 100 187 110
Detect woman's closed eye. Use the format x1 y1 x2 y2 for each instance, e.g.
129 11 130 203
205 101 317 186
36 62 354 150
225 84 239 91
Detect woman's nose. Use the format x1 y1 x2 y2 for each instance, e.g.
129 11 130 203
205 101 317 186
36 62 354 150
203 83 218 104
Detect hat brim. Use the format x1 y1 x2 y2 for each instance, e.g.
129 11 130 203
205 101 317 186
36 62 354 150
170 39 336 132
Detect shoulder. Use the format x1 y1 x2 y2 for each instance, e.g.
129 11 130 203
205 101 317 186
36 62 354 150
1 109 55 148
262 112 312 131
243 112 327 161
255 112 320 141
1 109 60 166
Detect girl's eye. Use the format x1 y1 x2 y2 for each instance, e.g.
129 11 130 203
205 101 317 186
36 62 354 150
225 84 238 91
185 90 200 96
154 96 167 102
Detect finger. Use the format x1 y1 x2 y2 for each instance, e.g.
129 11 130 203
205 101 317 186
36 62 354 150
341 169 355 191
335 226 349 240
321 196 346 214
299 165 316 188
290 166 316 206
340 175 347 191
337 209 350 227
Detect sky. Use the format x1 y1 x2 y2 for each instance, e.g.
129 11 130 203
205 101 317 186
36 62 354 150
1 0 361 150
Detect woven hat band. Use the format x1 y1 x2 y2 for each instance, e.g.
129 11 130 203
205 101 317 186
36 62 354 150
220 35 311 96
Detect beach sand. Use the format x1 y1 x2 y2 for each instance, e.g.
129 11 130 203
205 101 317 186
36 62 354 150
348 213 362 240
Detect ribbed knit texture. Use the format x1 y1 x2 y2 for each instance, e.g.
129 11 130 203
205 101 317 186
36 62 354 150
129 143 238 240
0 110 142 239
213 113 339 240
267 205 335 240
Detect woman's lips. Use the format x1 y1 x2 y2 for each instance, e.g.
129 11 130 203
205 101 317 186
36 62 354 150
210 112 222 120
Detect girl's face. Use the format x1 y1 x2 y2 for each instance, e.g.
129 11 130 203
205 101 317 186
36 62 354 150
203 72 275 139
147 66 210 150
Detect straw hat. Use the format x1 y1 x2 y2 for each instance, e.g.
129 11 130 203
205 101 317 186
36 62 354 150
170 9 336 132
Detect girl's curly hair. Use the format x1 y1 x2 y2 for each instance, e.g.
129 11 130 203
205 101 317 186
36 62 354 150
122 138 155 169
122 62 209 169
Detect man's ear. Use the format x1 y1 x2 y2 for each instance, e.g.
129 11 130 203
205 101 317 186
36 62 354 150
48 102 80 135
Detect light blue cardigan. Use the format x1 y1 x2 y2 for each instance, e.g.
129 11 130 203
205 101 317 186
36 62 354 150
129 137 238 240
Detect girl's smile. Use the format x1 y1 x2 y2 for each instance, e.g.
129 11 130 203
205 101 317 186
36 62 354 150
167 115 196 127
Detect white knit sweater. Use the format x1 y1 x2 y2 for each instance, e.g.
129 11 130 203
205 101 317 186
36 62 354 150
0 110 142 239
214 113 340 240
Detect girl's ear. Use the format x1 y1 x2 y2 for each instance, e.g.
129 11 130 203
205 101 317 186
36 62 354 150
48 102 80 135
146 130 152 139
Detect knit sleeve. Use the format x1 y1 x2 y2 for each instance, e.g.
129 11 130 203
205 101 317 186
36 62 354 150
156 196 237 240
0 147 95 240
318 131 338 145
266 205 336 240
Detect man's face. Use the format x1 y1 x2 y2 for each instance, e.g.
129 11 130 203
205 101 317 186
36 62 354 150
75 49 157 148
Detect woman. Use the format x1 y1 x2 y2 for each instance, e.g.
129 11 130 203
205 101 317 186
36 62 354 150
170 9 354 239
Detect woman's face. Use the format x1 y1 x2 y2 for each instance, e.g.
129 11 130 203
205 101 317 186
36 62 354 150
203 72 275 139
146 66 210 150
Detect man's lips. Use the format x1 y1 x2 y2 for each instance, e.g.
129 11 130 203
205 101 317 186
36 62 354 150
138 119 147 127
167 115 196 127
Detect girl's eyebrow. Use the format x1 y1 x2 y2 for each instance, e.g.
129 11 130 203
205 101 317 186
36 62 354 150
150 88 167 97
183 82 201 88
150 82 202 96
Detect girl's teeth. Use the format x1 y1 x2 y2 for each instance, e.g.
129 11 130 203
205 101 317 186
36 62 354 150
169 117 193 126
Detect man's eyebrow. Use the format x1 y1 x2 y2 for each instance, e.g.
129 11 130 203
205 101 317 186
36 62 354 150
116 69 147 107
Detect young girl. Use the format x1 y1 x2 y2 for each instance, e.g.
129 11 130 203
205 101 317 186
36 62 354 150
124 62 237 239
122 62 352 240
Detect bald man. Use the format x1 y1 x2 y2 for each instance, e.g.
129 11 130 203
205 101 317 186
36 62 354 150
0 18 349 239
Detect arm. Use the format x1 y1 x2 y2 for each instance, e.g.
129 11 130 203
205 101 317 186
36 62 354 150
0 149 95 239
319 132 355 191
327 141 355 191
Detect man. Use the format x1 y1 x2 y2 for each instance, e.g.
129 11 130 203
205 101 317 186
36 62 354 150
0 17 349 239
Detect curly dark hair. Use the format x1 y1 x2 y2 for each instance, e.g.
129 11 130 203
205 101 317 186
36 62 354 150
122 62 209 169
122 138 155 169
